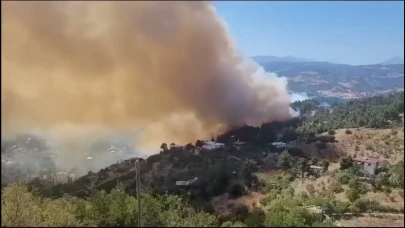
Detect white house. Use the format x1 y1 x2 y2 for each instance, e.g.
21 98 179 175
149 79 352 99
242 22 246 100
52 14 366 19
233 140 246 146
201 141 225 150
176 177 199 186
271 142 286 149
354 156 384 176
309 165 324 176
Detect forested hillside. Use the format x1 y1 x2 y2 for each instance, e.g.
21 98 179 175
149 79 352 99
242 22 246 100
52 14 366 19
2 91 404 227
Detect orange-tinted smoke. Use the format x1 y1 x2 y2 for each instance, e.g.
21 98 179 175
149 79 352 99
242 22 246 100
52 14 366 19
2 1 292 149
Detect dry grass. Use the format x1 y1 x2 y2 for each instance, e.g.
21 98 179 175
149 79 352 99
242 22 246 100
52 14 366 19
338 214 404 227
295 175 331 196
298 127 404 164
364 190 404 210
332 128 404 164
295 173 404 209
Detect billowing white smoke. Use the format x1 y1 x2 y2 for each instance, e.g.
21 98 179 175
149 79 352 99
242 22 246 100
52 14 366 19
290 92 310 102
2 1 301 170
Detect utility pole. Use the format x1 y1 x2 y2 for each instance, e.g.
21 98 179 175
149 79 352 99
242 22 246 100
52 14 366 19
135 159 142 227
50 174 55 197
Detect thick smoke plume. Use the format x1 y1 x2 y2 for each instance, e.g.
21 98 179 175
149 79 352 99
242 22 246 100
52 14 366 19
2 1 293 159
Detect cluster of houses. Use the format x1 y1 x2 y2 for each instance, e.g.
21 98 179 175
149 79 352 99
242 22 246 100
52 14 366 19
167 135 247 155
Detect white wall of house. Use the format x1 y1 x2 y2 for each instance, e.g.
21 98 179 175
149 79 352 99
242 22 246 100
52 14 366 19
360 162 379 176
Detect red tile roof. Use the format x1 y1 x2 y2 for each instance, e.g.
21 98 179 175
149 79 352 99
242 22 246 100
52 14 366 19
354 156 381 164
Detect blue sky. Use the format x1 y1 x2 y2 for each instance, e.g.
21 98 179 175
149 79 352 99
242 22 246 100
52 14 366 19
214 1 404 65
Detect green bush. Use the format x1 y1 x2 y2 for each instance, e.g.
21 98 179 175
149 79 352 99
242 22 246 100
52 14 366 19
233 206 249 223
288 147 306 158
336 171 355 185
328 180 343 194
346 188 360 202
339 156 354 170
1 183 219 227
244 208 265 227
352 199 399 213
335 201 351 214
328 130 336 135
264 207 324 227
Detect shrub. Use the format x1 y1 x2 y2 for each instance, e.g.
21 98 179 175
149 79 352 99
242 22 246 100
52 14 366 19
384 187 392 195
328 130 336 135
345 129 352 134
227 183 247 199
349 205 361 214
321 160 330 172
328 180 343 194
346 188 361 202
339 156 354 170
233 206 249 223
335 201 351 214
352 198 371 212
287 147 306 158
244 208 265 227
336 171 354 185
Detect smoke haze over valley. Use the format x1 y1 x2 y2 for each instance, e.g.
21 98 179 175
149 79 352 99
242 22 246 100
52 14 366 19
2 1 302 173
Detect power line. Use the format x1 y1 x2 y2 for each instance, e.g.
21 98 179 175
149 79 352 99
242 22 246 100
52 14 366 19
52 167 135 198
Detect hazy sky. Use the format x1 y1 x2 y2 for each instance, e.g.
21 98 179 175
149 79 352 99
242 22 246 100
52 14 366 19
214 1 404 65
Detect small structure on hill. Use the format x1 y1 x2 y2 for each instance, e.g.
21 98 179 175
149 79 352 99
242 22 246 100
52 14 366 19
271 142 286 150
233 140 246 146
201 141 225 150
232 140 246 150
309 165 324 176
170 143 184 150
175 177 199 187
354 156 384 176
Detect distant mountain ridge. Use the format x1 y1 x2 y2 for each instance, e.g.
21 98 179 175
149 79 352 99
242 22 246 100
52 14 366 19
252 55 318 64
252 56 404 101
378 57 404 65
253 55 405 66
